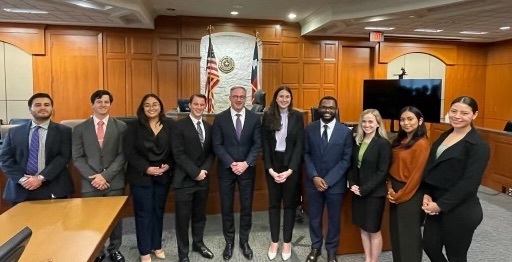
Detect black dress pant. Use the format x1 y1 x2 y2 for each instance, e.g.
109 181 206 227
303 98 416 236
131 181 170 255
265 151 298 243
389 178 424 262
174 185 209 259
82 188 124 257
423 196 483 262
218 167 255 244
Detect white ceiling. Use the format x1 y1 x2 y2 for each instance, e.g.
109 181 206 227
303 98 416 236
0 0 511 42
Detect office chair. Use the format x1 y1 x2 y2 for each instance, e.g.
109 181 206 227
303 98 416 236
8 118 31 125
504 121 512 132
251 89 266 113
0 226 32 262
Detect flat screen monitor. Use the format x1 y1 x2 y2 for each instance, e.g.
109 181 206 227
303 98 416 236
363 79 442 123
177 98 190 112
0 227 32 262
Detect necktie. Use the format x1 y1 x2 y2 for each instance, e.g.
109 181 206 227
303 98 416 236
322 124 328 151
97 120 105 147
235 113 242 140
196 120 204 147
26 126 40 175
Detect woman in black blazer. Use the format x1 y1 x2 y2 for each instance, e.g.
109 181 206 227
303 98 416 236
123 94 174 262
421 96 490 262
348 109 391 262
261 85 304 261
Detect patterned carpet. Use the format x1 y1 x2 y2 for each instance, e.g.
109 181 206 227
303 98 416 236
110 186 512 262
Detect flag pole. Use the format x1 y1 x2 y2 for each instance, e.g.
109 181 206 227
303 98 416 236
251 30 259 104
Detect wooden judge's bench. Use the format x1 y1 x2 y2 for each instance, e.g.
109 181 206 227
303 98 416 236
2 117 511 255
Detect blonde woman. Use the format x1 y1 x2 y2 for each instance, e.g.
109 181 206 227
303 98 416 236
348 109 391 262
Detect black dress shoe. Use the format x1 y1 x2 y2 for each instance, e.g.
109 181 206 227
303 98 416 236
193 244 214 259
178 257 190 262
305 248 321 262
327 253 338 262
239 242 253 260
223 243 234 260
94 254 106 262
109 251 125 262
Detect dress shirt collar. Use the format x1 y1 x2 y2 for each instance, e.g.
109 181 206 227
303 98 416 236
30 119 50 130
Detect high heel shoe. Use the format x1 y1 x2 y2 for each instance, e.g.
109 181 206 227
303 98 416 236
281 242 292 261
267 242 278 260
152 250 166 259
140 254 151 262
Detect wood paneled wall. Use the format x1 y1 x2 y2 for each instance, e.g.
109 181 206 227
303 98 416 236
0 17 511 126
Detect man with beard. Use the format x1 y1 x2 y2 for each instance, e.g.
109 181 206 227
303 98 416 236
171 94 214 262
72 90 127 262
303 96 352 262
0 93 73 205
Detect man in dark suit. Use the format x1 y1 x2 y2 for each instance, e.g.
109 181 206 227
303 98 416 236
303 96 353 262
72 90 127 262
171 94 215 262
212 86 261 261
0 93 73 204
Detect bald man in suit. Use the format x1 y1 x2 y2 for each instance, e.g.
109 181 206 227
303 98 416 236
72 90 127 262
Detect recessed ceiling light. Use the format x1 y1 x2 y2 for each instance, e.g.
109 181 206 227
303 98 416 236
230 11 238 15
367 17 386 22
288 13 297 19
500 26 510 30
68 0 112 11
460 31 488 35
414 29 444 33
364 26 394 31
3 8 48 14
232 5 243 9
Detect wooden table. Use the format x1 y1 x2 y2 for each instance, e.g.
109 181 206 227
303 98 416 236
0 196 127 262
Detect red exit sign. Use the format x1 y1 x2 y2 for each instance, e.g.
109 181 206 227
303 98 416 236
369 31 384 42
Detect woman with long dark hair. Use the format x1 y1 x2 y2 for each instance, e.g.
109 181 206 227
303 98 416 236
387 106 430 262
348 109 391 262
422 96 489 262
123 94 174 262
261 85 304 261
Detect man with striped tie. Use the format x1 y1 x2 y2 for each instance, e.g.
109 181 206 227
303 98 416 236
0 93 73 205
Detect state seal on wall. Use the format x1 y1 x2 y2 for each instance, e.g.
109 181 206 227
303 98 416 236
219 56 235 73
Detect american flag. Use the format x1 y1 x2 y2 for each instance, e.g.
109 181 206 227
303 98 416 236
204 35 219 113
250 39 259 104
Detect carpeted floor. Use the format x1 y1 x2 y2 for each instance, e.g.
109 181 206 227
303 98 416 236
108 186 512 262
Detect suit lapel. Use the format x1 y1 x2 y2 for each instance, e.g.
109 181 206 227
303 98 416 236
103 117 117 150
20 123 32 166
85 118 102 151
45 122 56 157
361 137 378 162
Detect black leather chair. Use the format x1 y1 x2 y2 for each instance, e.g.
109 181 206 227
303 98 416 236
251 89 266 113
0 226 32 262
8 118 31 125
504 121 512 132
114 116 138 125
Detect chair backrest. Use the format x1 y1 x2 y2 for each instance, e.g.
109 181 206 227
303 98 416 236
177 98 190 112
8 118 31 125
59 119 86 130
0 125 19 140
250 104 264 113
250 89 266 112
504 121 512 132
0 226 32 262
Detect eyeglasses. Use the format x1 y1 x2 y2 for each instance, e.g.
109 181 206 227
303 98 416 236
319 106 337 111
144 103 160 109
230 95 246 100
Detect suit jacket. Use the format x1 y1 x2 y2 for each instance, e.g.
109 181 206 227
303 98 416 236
212 108 261 175
171 116 214 189
422 127 490 213
72 117 127 193
261 109 304 172
0 121 73 202
304 120 353 194
347 135 391 197
123 117 175 187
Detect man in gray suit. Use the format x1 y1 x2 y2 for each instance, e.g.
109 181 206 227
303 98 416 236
72 90 127 262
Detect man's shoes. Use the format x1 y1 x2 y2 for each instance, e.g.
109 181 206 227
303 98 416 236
109 251 125 262
178 257 189 262
192 244 214 259
222 243 234 260
327 253 338 262
305 248 321 262
94 254 106 262
240 242 253 260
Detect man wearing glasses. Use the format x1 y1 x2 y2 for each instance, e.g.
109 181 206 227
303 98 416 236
303 96 353 262
212 86 261 260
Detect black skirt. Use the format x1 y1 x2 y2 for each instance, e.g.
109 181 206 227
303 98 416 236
352 194 385 233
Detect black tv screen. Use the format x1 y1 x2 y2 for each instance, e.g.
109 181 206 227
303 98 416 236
363 79 442 123
177 98 190 112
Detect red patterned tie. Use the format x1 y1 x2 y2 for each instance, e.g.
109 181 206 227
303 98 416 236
97 120 105 147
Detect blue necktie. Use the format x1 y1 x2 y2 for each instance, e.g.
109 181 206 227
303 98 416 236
26 126 41 175
321 124 328 152
235 114 242 140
